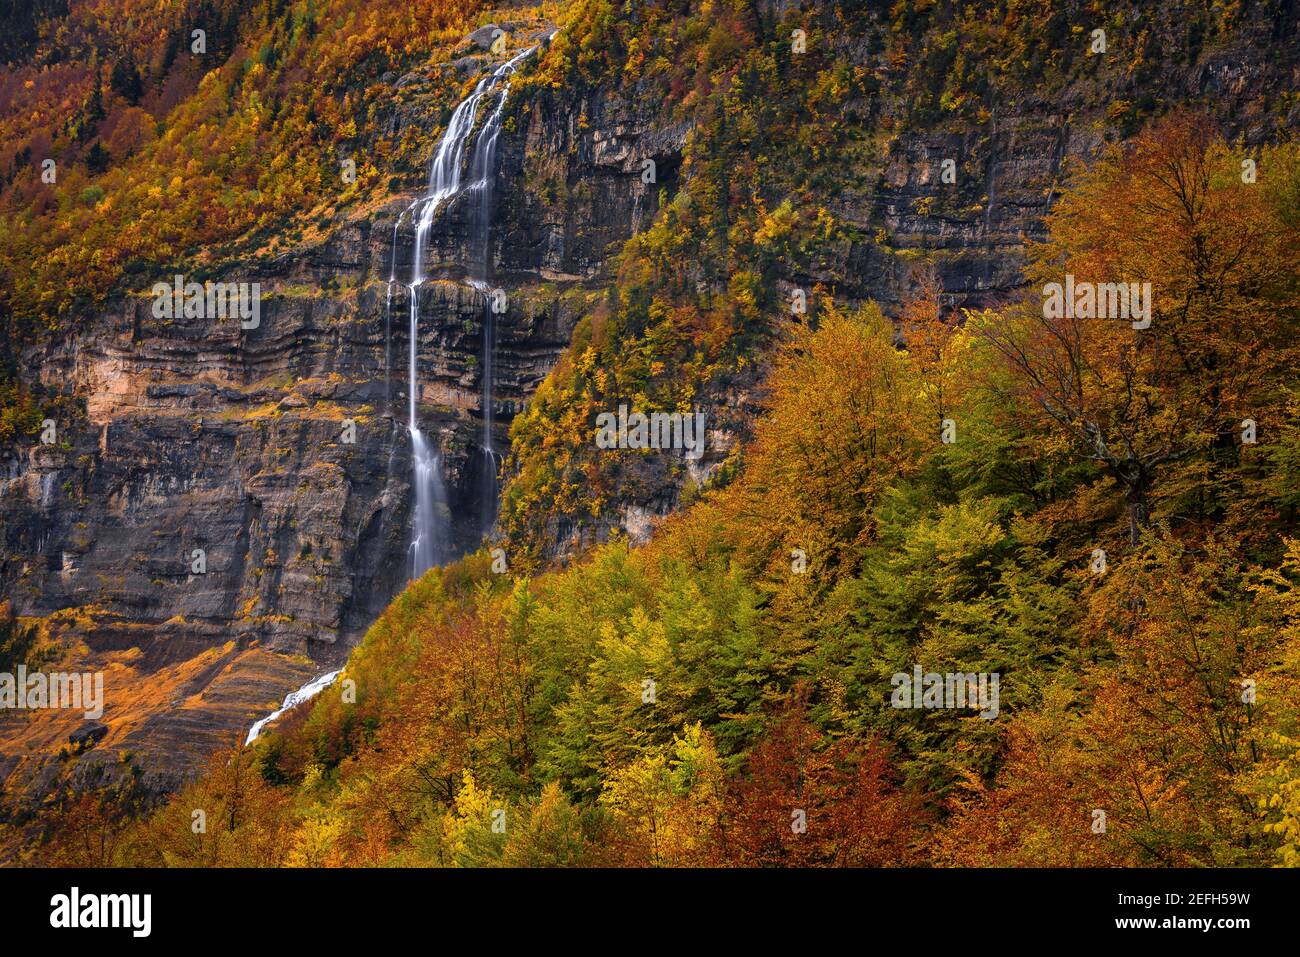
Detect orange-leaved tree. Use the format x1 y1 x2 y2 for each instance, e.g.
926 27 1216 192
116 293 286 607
971 113 1300 544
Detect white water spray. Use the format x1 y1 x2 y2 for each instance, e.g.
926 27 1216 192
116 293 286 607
245 669 341 745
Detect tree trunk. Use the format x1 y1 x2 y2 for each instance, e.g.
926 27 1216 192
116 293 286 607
1127 484 1149 545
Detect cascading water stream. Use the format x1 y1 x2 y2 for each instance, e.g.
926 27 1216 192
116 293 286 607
243 45 540 747
476 291 499 538
464 54 520 538
244 669 342 745
400 45 534 578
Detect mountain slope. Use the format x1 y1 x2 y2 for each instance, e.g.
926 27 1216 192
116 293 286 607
2 0 1299 864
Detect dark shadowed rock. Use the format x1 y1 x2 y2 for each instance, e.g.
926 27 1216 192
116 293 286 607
69 721 108 750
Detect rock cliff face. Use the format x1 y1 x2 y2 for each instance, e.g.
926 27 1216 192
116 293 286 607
500 10 1300 561
0 24 688 802
788 12 1300 315
1 9 1296 804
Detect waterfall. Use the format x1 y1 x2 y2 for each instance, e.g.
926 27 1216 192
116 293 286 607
401 45 534 579
245 44 542 747
384 271 393 414
465 54 519 538
245 669 341 745
476 287 499 538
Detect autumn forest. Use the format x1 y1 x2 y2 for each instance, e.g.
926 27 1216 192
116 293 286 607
1 0 1299 883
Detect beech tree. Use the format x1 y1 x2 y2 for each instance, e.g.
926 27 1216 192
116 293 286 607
972 115 1300 543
